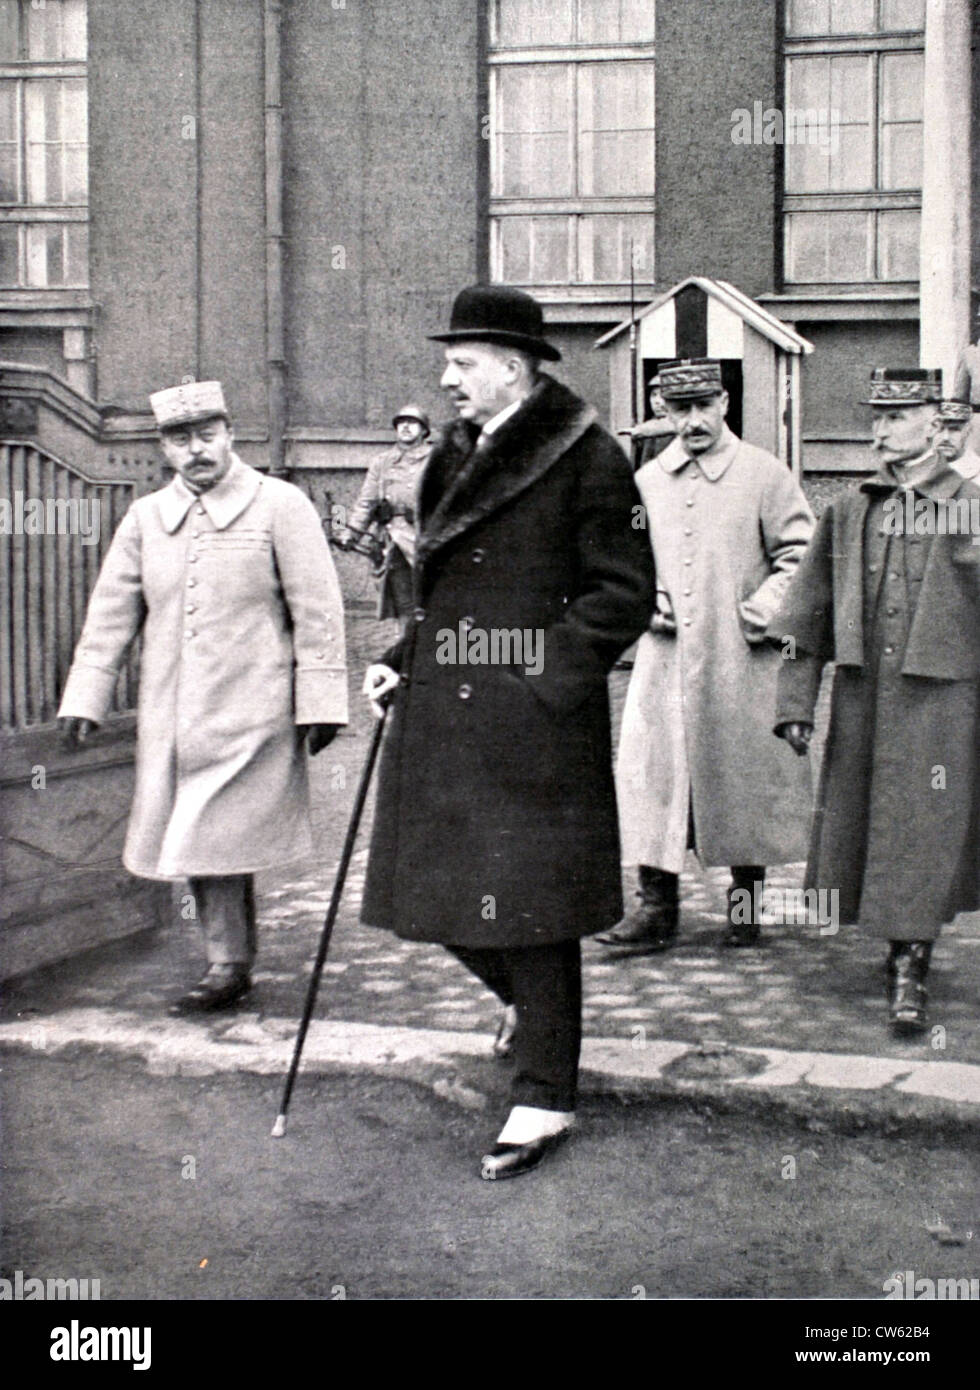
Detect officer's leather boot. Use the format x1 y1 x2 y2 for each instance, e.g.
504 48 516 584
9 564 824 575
725 866 765 947
596 866 680 955
886 941 932 1035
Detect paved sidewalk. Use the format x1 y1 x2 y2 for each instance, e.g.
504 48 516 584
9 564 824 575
3 617 979 1126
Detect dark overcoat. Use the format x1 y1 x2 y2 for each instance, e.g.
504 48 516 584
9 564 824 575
360 374 657 948
771 464 980 938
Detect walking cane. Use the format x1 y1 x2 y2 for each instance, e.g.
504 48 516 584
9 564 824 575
271 707 388 1137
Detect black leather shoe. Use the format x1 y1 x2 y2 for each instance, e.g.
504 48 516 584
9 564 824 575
168 964 252 1016
724 877 762 947
492 1005 518 1059
887 942 931 1035
479 1130 570 1181
596 906 679 955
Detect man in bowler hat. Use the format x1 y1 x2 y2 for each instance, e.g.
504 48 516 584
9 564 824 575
361 285 655 1179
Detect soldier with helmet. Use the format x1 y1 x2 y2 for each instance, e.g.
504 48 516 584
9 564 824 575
338 403 432 621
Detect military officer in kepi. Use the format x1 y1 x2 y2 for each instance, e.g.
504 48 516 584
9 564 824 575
58 381 348 1015
338 404 432 621
602 358 815 956
361 285 655 1180
772 367 980 1035
930 398 980 482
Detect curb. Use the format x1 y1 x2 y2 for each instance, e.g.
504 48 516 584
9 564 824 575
3 1007 980 1139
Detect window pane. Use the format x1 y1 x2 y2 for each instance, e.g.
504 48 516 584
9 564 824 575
877 208 918 279
786 0 877 34
64 220 87 286
787 0 830 35
27 0 62 59
25 221 64 285
0 221 19 284
25 80 61 202
880 0 924 30
0 0 19 60
497 215 568 283
578 61 654 195
830 54 872 125
785 209 871 281
62 0 87 60
880 51 923 123
495 65 572 196
0 82 20 200
497 0 573 45
579 213 653 282
62 77 87 139
579 0 656 43
830 0 875 32
880 123 921 188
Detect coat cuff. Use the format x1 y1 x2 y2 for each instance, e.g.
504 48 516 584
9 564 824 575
57 662 120 724
773 651 824 729
294 666 349 726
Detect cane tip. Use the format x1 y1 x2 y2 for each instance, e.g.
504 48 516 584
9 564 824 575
271 1114 287 1138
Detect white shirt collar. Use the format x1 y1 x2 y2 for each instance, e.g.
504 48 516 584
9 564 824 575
479 397 525 440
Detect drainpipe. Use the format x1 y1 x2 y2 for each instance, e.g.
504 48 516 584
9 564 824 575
918 0 972 389
264 0 287 474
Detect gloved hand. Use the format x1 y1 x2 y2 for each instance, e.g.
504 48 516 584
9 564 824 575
363 664 400 719
775 721 813 756
333 534 353 552
301 723 343 756
370 498 394 526
59 717 98 751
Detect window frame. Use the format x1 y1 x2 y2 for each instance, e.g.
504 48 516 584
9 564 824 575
782 0 924 292
0 0 88 294
488 0 655 300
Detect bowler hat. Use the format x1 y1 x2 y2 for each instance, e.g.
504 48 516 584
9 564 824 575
429 284 561 362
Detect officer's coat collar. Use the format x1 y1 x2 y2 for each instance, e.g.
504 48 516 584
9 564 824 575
156 454 262 534
658 422 739 481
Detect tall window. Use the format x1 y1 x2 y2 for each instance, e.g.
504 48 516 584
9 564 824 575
783 0 923 287
0 0 87 290
489 0 655 290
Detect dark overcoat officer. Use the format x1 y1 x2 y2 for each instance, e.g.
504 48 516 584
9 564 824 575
361 285 656 1179
772 368 980 1035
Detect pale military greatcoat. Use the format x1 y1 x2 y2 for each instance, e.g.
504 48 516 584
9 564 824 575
58 456 348 879
616 424 814 872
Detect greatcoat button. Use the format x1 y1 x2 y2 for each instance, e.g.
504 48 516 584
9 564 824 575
683 618 692 626
458 683 473 700
884 645 895 655
686 499 695 507
188 555 198 564
186 605 196 614
471 548 485 563
461 615 475 630
413 607 426 623
187 578 197 588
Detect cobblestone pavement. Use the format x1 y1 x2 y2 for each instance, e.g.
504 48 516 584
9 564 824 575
5 617 979 1078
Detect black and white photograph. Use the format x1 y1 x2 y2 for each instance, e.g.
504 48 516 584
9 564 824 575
0 0 978 1342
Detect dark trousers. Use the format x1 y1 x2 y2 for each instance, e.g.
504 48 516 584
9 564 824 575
448 941 582 1112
